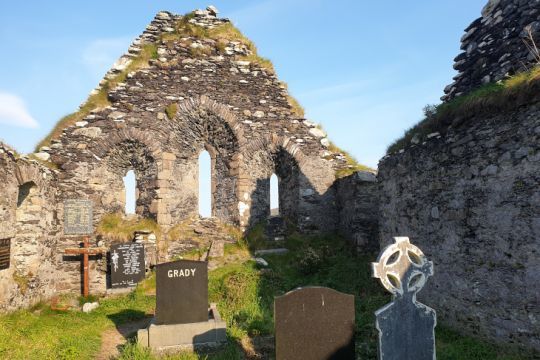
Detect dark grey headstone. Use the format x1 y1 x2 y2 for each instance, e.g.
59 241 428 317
372 237 436 360
110 243 145 289
274 287 355 360
64 199 93 235
155 259 208 325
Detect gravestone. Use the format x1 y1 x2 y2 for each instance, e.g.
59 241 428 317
274 287 355 360
155 259 208 325
372 237 436 360
208 239 224 258
110 243 145 289
63 199 93 235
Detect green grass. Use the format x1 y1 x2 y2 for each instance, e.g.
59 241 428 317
387 65 540 154
0 285 154 360
0 233 535 359
327 141 375 178
35 44 158 151
96 213 162 243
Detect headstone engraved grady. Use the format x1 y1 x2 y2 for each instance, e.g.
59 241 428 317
110 243 145 289
274 287 355 360
63 199 93 235
372 237 436 360
155 259 208 325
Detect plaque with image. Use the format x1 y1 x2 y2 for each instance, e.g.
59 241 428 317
110 243 145 289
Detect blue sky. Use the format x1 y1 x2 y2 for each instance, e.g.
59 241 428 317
0 1 486 215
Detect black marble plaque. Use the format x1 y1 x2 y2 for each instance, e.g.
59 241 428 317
0 238 11 270
110 243 145 289
155 259 208 325
274 287 356 360
64 199 93 235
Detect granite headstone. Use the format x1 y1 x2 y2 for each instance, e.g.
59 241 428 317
110 243 145 289
155 259 208 325
274 287 355 360
372 237 436 360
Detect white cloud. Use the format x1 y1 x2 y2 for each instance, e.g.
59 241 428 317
0 92 39 128
82 37 132 78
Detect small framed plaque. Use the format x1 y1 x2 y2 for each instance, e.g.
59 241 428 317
64 199 93 235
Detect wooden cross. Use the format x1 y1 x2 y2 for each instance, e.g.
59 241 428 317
64 237 107 297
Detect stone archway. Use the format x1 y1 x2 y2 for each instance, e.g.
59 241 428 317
88 128 162 221
165 96 243 225
239 135 307 229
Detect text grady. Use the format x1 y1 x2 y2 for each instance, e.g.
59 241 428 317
167 268 196 278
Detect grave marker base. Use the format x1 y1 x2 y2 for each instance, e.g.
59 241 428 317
137 303 226 351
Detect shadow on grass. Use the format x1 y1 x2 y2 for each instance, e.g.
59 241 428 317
107 309 153 342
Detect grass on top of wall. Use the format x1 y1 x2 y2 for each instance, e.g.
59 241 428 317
163 13 307 118
34 11 307 152
327 141 375 178
96 213 161 243
387 65 540 154
34 44 159 152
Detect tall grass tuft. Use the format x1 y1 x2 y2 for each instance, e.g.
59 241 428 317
96 213 161 243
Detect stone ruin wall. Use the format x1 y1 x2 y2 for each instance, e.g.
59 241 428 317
376 0 540 350
0 144 59 311
443 0 540 100
334 171 379 253
34 9 344 295
378 103 540 349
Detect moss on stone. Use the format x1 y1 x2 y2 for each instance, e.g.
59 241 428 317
165 103 179 119
12 272 30 295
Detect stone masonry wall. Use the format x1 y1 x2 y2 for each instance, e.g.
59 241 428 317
443 0 540 100
335 171 379 253
0 144 59 311
378 104 540 350
39 8 344 294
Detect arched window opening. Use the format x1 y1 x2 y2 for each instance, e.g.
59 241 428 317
123 170 136 215
270 173 279 216
199 151 212 218
17 181 36 209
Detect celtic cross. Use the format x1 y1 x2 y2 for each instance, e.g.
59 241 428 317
372 237 437 360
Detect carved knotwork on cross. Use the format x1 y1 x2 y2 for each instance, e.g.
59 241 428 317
372 237 437 360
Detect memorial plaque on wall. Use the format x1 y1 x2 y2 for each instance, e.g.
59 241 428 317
64 199 93 235
0 238 11 270
275 287 356 360
155 259 208 325
110 243 145 288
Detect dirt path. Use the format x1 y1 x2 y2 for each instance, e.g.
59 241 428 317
97 318 152 360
